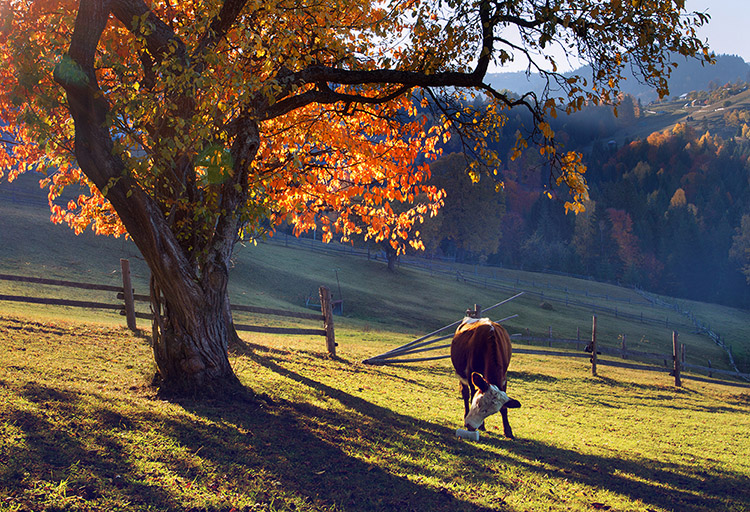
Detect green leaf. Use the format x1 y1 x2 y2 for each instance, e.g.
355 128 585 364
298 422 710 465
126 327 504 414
196 144 234 185
53 55 89 87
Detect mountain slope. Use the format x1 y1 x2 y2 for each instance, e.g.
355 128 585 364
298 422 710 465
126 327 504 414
486 54 750 103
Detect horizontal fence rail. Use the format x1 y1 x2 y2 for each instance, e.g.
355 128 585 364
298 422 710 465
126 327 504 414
0 263 338 356
362 312 750 388
0 293 123 310
2 260 748 386
0 273 124 292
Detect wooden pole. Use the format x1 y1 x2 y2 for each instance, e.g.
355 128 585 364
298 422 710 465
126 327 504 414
319 286 336 357
672 331 681 387
373 292 523 360
120 259 137 332
621 334 627 360
591 315 598 377
467 304 481 318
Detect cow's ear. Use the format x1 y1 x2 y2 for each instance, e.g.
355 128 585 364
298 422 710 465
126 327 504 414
471 372 489 392
505 398 521 409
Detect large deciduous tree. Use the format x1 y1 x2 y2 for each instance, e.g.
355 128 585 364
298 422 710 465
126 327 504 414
0 0 710 394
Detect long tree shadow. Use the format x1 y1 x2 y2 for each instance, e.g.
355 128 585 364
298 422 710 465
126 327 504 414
5 379 506 511
176 348 508 510
7 362 747 512
238 349 750 512
4 382 182 510
172 396 504 511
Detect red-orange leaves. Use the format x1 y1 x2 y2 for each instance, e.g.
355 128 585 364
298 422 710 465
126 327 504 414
0 0 709 252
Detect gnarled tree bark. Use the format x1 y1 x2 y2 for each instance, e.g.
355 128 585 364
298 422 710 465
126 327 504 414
55 0 248 395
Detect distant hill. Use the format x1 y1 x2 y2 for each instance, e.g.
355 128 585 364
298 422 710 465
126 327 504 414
486 54 750 104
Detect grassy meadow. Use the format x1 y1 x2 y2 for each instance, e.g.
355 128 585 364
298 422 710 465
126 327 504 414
2 180 750 511
1 314 749 512
2 170 749 373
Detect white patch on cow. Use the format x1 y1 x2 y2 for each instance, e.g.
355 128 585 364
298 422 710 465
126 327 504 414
464 384 511 430
460 317 492 326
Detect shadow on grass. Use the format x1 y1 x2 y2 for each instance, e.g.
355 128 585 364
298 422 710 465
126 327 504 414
2 379 502 511
188 348 505 511
239 349 749 512
4 362 749 512
507 369 559 384
580 375 750 414
4 382 181 510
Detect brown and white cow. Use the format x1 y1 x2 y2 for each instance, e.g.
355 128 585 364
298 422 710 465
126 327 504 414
451 317 521 438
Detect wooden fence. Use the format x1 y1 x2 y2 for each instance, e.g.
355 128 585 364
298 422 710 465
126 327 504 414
4 262 749 386
363 306 750 389
0 259 337 357
512 328 750 386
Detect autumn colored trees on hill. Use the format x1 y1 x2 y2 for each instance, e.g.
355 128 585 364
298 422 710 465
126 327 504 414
425 120 750 307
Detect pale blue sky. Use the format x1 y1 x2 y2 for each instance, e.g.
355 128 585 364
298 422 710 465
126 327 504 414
688 0 749 62
491 1 749 73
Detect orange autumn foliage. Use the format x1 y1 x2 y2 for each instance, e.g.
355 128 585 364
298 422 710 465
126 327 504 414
0 0 711 253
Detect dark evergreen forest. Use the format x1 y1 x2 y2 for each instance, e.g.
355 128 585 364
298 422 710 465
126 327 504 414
423 81 750 309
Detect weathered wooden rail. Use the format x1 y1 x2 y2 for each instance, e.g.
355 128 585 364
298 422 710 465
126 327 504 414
0 260 337 357
363 303 750 389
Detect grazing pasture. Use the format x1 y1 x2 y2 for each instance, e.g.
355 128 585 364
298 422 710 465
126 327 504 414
1 314 749 512
1 183 750 510
1 186 749 377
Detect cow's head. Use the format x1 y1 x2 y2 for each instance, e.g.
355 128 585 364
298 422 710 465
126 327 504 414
465 372 521 431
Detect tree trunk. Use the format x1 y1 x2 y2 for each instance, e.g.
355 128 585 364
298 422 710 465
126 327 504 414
383 242 398 272
150 263 241 395
54 1 250 396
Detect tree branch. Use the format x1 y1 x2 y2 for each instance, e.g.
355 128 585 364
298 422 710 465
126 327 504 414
110 0 186 62
194 0 249 57
263 83 413 120
55 0 203 310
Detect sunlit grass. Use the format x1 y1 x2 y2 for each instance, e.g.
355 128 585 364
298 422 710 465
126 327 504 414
2 189 749 375
2 312 748 511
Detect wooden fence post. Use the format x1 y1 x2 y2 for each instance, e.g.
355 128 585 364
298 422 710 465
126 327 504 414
621 334 627 359
120 259 137 332
319 285 336 357
672 331 681 387
591 315 598 377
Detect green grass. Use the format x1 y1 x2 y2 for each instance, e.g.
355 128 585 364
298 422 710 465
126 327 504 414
1 186 749 375
2 181 750 511
1 314 749 512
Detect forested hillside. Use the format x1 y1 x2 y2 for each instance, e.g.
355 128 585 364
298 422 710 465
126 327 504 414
486 54 750 104
420 80 750 309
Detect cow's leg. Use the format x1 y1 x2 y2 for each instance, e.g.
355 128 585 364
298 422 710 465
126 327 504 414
459 381 471 420
500 408 514 439
475 381 486 431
